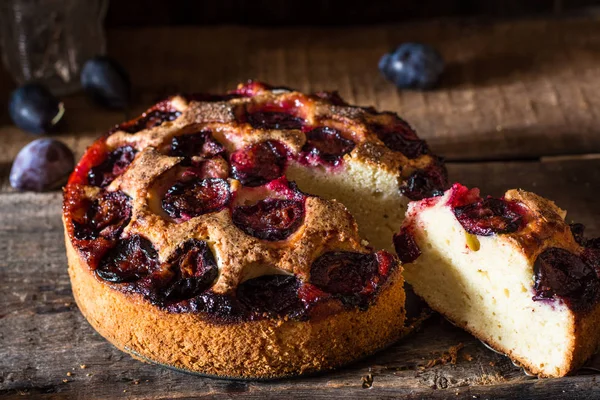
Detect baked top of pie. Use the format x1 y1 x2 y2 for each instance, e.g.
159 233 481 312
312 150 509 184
62 80 446 324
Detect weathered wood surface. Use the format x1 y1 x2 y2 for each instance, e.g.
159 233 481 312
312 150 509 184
1 159 600 399
2 18 600 399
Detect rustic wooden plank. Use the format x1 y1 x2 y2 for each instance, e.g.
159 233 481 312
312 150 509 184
2 17 600 193
1 158 599 399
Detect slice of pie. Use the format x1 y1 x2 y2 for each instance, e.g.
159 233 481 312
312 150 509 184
396 183 600 377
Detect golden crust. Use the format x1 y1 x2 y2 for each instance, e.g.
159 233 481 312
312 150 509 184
66 228 406 378
503 189 577 263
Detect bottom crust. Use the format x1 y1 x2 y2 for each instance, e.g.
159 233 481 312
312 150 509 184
66 235 406 379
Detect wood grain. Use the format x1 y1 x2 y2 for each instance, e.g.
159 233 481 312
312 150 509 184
2 18 600 398
1 159 600 399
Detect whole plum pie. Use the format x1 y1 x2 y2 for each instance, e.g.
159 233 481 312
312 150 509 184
395 183 600 378
62 81 448 378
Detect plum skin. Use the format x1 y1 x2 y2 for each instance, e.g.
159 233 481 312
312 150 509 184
10 138 74 192
9 83 64 134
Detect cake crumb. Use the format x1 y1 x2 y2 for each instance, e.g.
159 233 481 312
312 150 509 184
424 343 465 368
80 364 87 369
62 379 68 383
489 361 496 367
133 380 140 385
361 373 373 388
66 372 72 377
463 353 473 362
86 373 92 377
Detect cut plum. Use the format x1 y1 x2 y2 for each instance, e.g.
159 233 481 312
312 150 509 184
299 126 355 166
310 251 381 306
399 161 449 201
247 111 304 130
162 178 230 221
88 146 137 187
189 292 245 320
96 235 159 283
158 239 218 302
232 198 304 241
116 101 181 134
373 119 428 159
393 226 421 263
453 198 525 236
533 247 600 312
230 141 288 187
237 274 305 317
73 190 131 241
169 131 224 159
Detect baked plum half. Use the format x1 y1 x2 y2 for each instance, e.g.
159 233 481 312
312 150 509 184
88 146 137 187
229 141 288 187
373 117 429 159
299 126 355 167
310 250 396 309
449 185 527 236
96 235 159 283
533 247 600 312
114 100 181 134
162 178 230 221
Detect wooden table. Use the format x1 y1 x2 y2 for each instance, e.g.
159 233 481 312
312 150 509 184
2 17 600 399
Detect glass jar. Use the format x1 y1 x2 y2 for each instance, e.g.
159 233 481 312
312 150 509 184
0 0 109 95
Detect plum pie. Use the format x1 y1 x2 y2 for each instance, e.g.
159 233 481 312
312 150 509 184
62 81 448 378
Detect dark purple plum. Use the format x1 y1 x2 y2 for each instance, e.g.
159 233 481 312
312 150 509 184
232 198 304 241
88 146 137 187
310 252 381 307
81 56 131 109
162 178 230 221
116 102 181 134
300 126 355 166
237 274 305 318
10 139 74 192
453 198 524 236
533 247 600 312
247 111 304 130
230 141 288 186
182 292 244 320
399 161 449 201
73 190 132 241
158 239 219 302
379 43 445 90
9 83 64 134
96 235 159 283
393 227 421 263
170 131 224 158
372 120 428 159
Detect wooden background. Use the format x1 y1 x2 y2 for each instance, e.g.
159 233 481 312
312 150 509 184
2 16 600 399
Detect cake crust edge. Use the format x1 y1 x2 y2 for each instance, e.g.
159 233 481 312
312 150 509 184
65 224 406 379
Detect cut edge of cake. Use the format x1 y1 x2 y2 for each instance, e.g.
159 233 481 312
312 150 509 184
396 183 600 377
